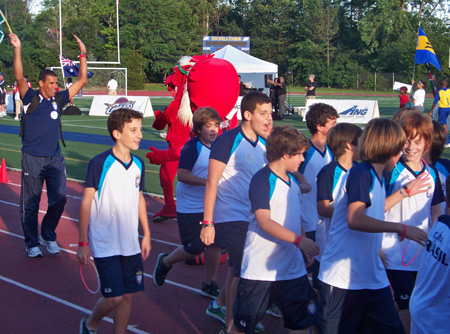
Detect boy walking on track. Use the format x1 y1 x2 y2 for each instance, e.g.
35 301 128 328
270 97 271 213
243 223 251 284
231 125 319 334
77 108 151 334
200 91 273 333
318 118 428 334
10 32 87 258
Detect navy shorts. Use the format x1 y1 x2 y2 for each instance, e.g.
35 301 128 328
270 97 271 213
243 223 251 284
214 221 249 277
94 253 144 298
234 275 318 333
176 212 206 255
386 269 417 310
318 282 404 334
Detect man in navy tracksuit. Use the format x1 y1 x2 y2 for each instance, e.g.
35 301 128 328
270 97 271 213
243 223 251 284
10 32 88 257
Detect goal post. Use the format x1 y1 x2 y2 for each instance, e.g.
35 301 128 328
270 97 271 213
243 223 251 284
49 67 128 96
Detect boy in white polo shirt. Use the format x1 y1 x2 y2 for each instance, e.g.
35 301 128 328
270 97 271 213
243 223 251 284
77 108 151 334
318 118 428 334
410 176 450 334
200 91 273 333
231 125 319 334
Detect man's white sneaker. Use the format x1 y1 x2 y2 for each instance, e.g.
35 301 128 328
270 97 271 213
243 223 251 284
39 235 60 254
445 143 450 148
26 246 43 258
14 116 19 120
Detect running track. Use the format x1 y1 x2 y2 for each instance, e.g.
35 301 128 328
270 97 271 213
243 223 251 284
0 170 284 333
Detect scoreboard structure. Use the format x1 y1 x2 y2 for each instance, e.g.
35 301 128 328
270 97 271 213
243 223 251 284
203 36 250 55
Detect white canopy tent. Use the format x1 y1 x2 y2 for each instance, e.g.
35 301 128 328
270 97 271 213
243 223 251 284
213 45 278 92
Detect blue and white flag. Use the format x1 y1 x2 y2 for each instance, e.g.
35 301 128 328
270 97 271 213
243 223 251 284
60 56 94 78
0 18 4 44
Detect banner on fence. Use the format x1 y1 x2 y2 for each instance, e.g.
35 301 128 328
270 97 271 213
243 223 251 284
89 96 154 117
305 99 380 124
393 81 412 93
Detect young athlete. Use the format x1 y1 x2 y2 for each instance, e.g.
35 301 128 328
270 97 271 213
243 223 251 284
77 108 151 334
153 107 223 299
300 103 338 289
399 86 411 109
410 176 450 334
231 125 319 334
429 79 450 146
200 91 273 333
382 112 444 333
316 123 362 264
318 118 428 334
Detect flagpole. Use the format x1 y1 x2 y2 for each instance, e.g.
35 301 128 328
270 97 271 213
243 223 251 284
59 0 66 87
412 22 421 84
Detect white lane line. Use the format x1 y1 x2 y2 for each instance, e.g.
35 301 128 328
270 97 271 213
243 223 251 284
0 274 151 334
0 230 202 295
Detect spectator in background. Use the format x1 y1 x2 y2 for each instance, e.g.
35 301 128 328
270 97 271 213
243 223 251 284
107 74 118 95
305 74 316 106
269 78 278 115
399 86 411 109
412 80 426 112
238 75 250 96
0 72 6 117
65 78 74 107
277 76 287 117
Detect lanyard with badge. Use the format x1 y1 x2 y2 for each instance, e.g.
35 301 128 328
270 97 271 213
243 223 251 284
51 99 58 120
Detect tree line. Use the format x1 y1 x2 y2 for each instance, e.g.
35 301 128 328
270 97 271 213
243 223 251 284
0 0 449 90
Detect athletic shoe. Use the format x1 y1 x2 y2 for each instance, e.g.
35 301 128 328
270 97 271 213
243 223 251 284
39 235 60 254
206 300 226 324
445 143 450 148
79 316 97 334
153 253 171 286
255 322 265 332
26 246 43 258
14 116 19 120
200 280 220 299
266 303 283 318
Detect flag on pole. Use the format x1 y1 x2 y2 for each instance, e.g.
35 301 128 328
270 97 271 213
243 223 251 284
415 27 441 71
60 56 93 78
428 71 438 97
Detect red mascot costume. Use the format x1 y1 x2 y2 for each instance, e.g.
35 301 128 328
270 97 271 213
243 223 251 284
147 55 240 222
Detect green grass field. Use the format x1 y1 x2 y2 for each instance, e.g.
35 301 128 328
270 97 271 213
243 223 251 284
0 93 447 196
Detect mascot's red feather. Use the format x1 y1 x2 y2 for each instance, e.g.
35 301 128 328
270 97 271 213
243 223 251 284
147 55 240 222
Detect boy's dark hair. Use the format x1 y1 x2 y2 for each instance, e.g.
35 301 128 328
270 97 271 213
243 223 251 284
327 123 363 158
107 108 143 142
240 91 271 120
360 118 406 164
305 103 339 134
398 112 433 152
38 69 57 83
266 125 309 163
392 107 421 123
430 120 447 162
192 107 222 136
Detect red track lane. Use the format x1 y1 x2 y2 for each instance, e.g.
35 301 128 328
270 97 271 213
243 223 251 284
0 169 284 333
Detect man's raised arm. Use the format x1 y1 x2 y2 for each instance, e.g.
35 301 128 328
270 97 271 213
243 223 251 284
9 33 28 99
68 35 88 100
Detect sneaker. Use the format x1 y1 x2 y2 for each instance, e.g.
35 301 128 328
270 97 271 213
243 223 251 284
445 143 450 148
206 300 226 324
255 321 265 332
14 116 19 120
153 253 171 286
26 246 43 258
200 280 220 299
79 316 97 334
266 303 283 318
39 235 60 254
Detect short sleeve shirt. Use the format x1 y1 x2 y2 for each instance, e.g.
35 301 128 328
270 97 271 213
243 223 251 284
319 162 389 290
21 88 70 156
176 137 211 213
209 126 267 224
85 149 145 258
241 166 306 281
